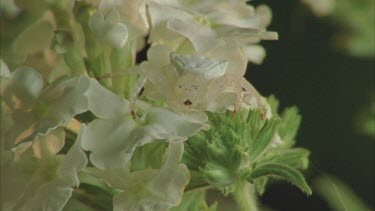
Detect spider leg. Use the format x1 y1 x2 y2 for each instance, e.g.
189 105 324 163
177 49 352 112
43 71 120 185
240 79 266 119
232 87 245 115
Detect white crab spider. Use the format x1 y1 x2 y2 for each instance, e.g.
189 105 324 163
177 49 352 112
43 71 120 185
131 46 266 118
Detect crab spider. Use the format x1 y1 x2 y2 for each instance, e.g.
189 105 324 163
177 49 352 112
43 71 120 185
131 49 266 118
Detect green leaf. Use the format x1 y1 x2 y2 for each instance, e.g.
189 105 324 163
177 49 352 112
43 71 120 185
249 118 279 161
246 109 261 138
254 177 268 196
314 175 370 211
256 148 310 170
278 107 301 147
267 95 279 116
170 192 217 211
247 163 312 195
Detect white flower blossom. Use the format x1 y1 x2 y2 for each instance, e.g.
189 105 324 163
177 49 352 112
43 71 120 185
147 0 277 64
81 79 208 169
89 0 149 48
1 128 88 211
85 142 189 211
1 67 90 147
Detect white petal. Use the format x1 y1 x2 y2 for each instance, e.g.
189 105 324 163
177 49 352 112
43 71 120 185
25 181 73 211
89 11 128 48
81 114 137 170
91 142 190 211
0 59 11 78
147 2 194 27
81 105 207 169
1 67 43 110
35 76 90 136
32 128 65 159
205 44 248 76
56 125 88 187
244 45 266 65
167 19 223 52
85 78 130 119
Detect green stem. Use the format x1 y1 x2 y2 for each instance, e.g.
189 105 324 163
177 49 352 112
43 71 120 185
110 43 133 96
233 182 259 211
50 3 86 74
184 184 213 193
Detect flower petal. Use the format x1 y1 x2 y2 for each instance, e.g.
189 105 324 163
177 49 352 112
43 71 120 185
56 125 88 187
89 10 128 48
88 142 189 211
167 19 224 53
1 129 73 211
81 114 137 170
82 105 207 169
0 59 11 78
1 67 43 110
35 75 90 136
244 45 266 65
85 78 130 119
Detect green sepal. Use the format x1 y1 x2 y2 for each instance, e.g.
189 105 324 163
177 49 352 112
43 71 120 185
254 177 268 196
267 95 280 116
247 163 312 195
255 148 310 170
278 106 301 147
246 109 261 139
248 117 280 161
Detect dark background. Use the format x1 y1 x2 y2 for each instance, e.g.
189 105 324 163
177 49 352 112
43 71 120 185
246 0 374 210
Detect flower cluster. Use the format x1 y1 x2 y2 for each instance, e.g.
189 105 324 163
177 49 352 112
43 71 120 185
1 1 310 210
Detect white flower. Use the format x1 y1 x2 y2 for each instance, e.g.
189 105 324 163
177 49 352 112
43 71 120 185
89 0 149 48
85 142 189 211
1 128 88 211
147 0 277 64
1 67 90 147
89 9 129 48
81 79 208 169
